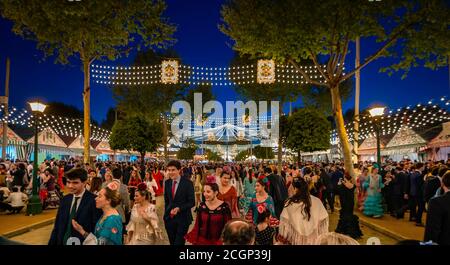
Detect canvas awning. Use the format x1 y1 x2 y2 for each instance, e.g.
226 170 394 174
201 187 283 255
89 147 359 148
427 122 450 148
29 144 75 156
69 148 100 156
381 146 423 156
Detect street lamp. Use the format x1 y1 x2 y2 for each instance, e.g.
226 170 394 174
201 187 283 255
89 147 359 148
27 101 47 215
369 106 385 168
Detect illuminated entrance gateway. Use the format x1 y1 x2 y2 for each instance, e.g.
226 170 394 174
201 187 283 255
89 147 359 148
91 59 326 161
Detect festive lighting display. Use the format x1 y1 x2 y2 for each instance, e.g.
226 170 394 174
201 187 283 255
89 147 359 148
0 106 110 141
1 96 447 147
330 96 450 145
90 62 332 86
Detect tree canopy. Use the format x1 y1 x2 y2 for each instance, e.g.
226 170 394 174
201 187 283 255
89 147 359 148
285 108 331 161
0 0 176 65
252 146 275 160
109 116 162 161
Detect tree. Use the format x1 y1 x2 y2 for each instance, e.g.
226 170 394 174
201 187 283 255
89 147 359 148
176 139 197 160
221 0 449 177
184 84 215 111
100 107 119 131
109 116 163 165
300 79 353 117
205 149 223 162
177 147 197 160
286 108 331 162
235 149 249 161
1 0 175 163
252 146 274 161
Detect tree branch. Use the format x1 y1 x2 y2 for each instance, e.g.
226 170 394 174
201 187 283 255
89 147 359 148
340 21 418 83
288 58 325 87
307 49 329 82
336 32 350 78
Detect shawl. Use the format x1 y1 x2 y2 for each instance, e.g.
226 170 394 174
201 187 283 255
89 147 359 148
279 195 329 245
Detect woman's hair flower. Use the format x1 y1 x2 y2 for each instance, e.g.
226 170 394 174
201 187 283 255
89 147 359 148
137 182 148 191
107 181 119 191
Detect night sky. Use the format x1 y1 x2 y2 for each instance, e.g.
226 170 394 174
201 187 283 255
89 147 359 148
0 0 448 124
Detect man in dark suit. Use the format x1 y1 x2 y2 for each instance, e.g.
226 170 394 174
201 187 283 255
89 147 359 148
424 171 450 245
48 168 101 245
391 165 409 219
264 167 288 219
164 160 195 245
329 165 343 213
320 167 333 211
407 163 426 226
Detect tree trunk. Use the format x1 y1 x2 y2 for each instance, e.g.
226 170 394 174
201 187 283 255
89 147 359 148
330 85 356 179
83 60 91 164
277 102 283 175
297 150 301 163
163 118 168 163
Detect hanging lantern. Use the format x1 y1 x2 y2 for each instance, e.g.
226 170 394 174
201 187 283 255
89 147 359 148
237 130 245 141
242 114 251 125
207 132 216 141
257 59 275 84
161 60 179 84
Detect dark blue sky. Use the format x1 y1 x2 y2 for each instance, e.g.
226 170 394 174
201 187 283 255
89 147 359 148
0 0 448 123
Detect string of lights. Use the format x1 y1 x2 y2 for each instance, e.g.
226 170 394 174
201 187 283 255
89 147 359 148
0 105 110 141
90 62 334 86
1 95 447 144
331 96 450 144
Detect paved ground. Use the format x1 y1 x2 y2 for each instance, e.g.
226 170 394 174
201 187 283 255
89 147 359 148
9 197 398 245
0 208 57 237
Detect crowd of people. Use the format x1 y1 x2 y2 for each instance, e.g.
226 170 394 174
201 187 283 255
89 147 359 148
0 157 449 245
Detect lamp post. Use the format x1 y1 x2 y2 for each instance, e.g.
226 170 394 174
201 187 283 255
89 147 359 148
27 101 47 215
368 106 385 169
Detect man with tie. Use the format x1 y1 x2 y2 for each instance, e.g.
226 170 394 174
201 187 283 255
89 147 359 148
163 160 195 245
49 168 101 245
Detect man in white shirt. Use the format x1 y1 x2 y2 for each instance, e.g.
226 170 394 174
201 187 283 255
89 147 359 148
0 187 28 214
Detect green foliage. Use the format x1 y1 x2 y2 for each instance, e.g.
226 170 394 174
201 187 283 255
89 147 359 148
177 138 198 160
300 79 353 116
252 146 274 160
109 116 162 155
286 108 331 153
177 147 197 160
235 149 251 161
184 84 215 110
0 0 176 64
221 0 449 80
205 149 223 162
100 108 118 131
